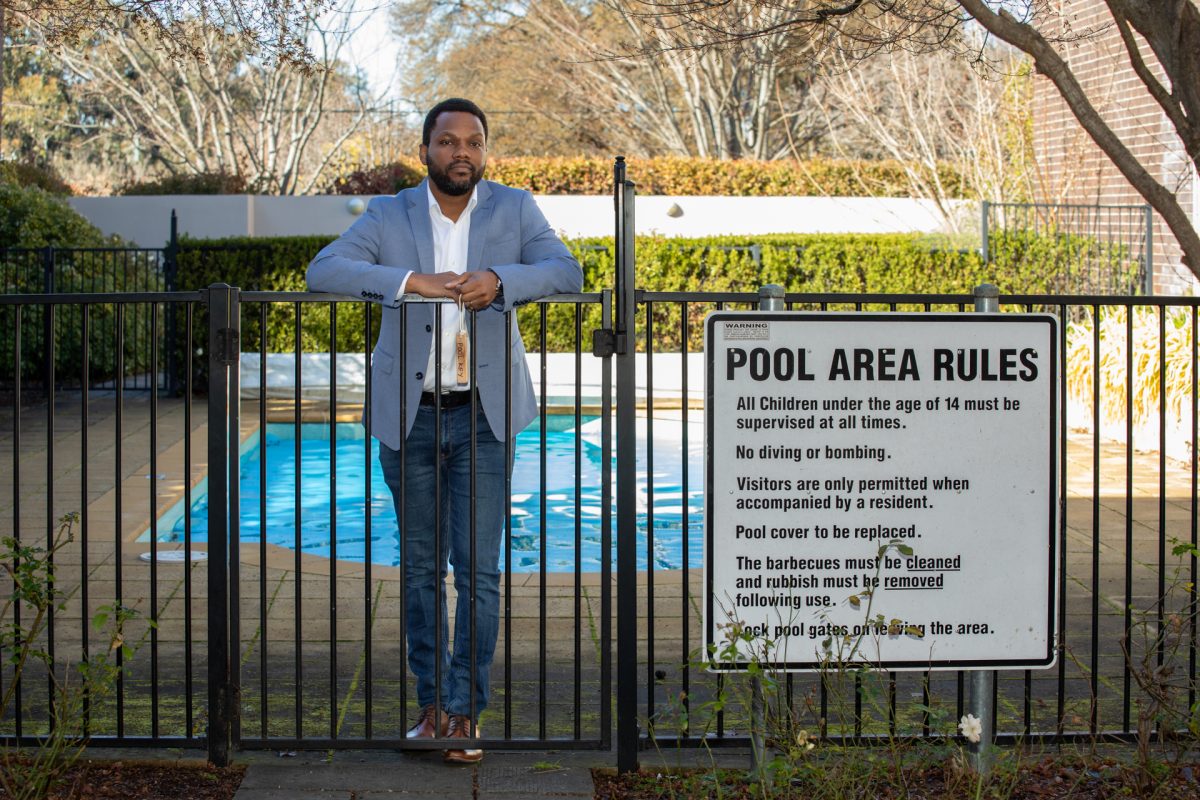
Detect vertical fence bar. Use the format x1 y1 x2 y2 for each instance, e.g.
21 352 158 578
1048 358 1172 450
10 305 21 739
363 301 374 738
599 288 613 752
80 305 91 732
115 303 125 737
294 301 304 740
1143 205 1154 295
502 308 512 738
150 302 161 738
539 305 548 740
644 302 656 728
1157 306 1167 669
329 302 338 741
679 300 691 739
573 302 583 740
207 284 239 765
44 301 56 725
1090 302 1101 735
1123 305 1135 732
1190 306 1198 712
980 200 990 264
259 302 269 740
184 303 195 739
614 158 640 773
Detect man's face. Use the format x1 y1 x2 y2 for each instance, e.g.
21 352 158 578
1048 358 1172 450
420 111 487 196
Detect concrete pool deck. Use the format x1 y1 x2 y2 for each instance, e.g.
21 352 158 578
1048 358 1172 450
0 388 1196 745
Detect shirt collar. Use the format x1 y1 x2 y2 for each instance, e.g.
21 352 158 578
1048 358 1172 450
426 182 479 223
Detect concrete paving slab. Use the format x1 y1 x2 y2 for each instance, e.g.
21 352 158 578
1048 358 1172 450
232 750 600 799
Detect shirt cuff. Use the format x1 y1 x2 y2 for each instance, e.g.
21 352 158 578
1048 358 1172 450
395 272 411 303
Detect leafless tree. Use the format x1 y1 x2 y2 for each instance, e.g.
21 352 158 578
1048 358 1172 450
814 39 1034 231
614 0 1200 278
393 0 827 159
53 2 370 194
1 1 332 162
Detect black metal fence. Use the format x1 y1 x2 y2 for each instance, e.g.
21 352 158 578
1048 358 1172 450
1 284 1195 769
982 201 1153 295
0 244 176 392
0 185 1195 771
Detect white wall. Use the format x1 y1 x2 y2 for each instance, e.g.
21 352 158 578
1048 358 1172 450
69 194 967 247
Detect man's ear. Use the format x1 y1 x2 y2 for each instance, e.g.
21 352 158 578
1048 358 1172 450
418 144 428 165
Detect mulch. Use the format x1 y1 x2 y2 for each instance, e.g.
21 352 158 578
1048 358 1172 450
592 755 1200 799
0 761 245 800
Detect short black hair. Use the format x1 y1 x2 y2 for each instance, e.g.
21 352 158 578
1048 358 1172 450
422 98 489 146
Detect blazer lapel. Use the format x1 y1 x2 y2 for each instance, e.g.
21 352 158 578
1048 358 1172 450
405 180 436 274
466 181 495 273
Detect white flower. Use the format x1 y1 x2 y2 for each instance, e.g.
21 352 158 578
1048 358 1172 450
959 713 983 744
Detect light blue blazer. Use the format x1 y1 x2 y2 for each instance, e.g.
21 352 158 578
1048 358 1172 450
306 179 583 449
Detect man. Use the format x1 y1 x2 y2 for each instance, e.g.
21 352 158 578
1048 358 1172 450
306 98 582 763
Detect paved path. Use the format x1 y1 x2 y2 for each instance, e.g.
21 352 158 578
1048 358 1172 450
233 749 599 799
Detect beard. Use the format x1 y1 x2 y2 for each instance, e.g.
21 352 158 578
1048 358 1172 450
428 159 483 196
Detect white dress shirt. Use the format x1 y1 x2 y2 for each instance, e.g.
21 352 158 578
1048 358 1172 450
396 184 479 392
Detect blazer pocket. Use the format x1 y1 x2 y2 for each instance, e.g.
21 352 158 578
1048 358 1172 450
372 349 395 375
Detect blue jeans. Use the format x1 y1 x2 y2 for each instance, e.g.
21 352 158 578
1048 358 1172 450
379 402 508 720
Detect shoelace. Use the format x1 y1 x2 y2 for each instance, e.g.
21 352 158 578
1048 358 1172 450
447 714 473 737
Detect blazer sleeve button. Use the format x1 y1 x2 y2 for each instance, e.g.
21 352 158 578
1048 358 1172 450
425 325 432 332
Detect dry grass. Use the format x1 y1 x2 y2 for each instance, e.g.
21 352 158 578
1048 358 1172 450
1065 306 1196 455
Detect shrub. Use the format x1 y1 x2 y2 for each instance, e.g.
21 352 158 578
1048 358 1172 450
119 171 248 195
0 182 112 250
327 156 965 198
169 231 1139 359
0 160 72 195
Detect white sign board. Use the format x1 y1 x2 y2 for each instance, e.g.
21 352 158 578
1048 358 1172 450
704 313 1059 671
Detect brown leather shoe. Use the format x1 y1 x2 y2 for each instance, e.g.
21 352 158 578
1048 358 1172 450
443 714 483 764
406 704 448 739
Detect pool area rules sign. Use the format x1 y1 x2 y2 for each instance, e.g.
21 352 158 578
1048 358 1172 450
704 313 1059 671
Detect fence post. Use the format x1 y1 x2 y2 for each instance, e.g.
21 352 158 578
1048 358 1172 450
206 282 240 766
41 246 54 395
614 157 640 774
165 211 179 394
748 284 786 781
980 201 990 264
1142 204 1154 295
966 283 999 776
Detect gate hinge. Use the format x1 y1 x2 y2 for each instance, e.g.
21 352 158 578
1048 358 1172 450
592 328 615 358
215 328 240 365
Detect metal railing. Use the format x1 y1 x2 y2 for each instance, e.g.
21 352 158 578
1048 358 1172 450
0 177 1195 772
982 200 1152 295
0 286 1196 768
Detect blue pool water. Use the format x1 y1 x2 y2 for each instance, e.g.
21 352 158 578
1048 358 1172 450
143 419 704 571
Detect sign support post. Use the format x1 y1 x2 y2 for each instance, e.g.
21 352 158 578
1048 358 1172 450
967 283 999 776
749 284 786 781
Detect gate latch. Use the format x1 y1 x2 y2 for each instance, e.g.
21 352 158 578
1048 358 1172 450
215 328 240 366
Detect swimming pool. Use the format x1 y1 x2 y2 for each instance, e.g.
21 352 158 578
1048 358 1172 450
141 417 704 571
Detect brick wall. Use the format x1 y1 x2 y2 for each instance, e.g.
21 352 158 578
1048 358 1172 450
1031 0 1197 294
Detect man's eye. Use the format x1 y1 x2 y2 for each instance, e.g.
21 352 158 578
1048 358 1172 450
470 142 483 148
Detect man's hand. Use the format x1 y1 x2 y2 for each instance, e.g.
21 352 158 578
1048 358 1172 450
446 270 500 311
405 272 463 300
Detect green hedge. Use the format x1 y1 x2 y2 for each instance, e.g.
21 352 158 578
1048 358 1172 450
327 156 964 198
172 231 1139 359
